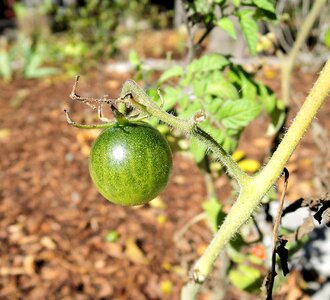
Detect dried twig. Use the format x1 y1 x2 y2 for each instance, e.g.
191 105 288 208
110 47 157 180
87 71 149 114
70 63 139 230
262 168 289 300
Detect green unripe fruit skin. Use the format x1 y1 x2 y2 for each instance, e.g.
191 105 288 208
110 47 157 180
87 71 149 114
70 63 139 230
89 121 172 206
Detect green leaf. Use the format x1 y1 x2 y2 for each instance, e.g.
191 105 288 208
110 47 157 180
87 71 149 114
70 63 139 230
24 67 59 78
231 0 240 6
22 43 58 78
253 0 275 13
218 99 261 130
179 100 201 118
128 50 141 67
202 199 225 232
190 137 207 162
192 79 207 98
208 125 238 153
205 73 239 100
159 65 183 83
254 7 277 21
238 10 258 56
0 49 12 80
192 0 213 15
188 53 229 75
239 73 257 101
258 83 276 113
162 86 184 111
216 17 236 39
229 264 261 291
227 245 245 263
266 103 286 136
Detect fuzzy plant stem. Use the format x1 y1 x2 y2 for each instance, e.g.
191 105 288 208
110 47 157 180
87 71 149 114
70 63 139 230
192 59 330 282
120 80 249 184
118 60 330 295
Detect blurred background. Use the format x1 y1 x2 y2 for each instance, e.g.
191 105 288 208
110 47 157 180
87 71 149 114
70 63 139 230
0 0 329 299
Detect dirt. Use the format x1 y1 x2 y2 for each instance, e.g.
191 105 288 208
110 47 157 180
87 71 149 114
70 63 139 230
0 63 329 300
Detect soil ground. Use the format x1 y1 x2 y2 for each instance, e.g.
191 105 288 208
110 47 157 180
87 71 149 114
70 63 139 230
0 60 329 299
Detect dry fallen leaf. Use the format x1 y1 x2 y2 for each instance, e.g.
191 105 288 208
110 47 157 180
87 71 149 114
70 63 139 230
40 236 57 250
149 196 167 209
125 237 149 265
23 255 35 275
173 175 186 185
0 128 11 141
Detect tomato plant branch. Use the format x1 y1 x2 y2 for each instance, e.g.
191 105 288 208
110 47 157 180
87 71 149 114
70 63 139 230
119 80 249 184
192 58 330 283
64 109 115 129
100 58 330 293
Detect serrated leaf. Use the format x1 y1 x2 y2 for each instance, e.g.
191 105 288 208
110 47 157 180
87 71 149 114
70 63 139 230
163 86 184 111
159 65 183 83
238 10 258 56
253 0 275 13
188 53 229 75
178 99 201 119
205 73 239 100
227 68 241 85
202 199 225 232
240 73 257 101
217 17 236 39
206 97 222 115
218 99 261 130
229 264 261 291
192 79 207 98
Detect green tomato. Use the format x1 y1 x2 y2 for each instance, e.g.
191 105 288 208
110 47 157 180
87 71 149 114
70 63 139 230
89 121 172 206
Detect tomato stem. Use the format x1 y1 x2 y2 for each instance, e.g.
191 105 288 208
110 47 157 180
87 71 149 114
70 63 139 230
110 104 129 125
117 59 330 286
119 80 249 184
192 58 330 283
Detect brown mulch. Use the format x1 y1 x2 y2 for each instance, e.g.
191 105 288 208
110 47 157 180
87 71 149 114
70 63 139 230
0 74 210 300
0 64 329 300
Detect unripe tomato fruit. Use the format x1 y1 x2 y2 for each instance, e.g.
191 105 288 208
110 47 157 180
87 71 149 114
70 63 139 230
89 121 172 206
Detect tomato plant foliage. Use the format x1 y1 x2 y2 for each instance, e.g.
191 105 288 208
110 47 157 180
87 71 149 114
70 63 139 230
153 53 284 162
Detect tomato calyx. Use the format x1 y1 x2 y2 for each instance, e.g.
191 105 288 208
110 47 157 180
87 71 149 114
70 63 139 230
111 104 130 125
